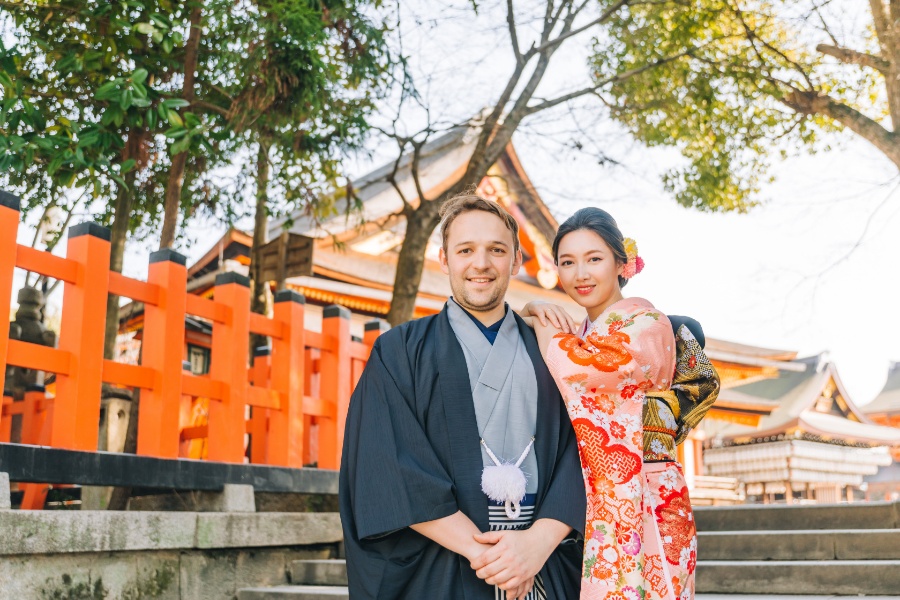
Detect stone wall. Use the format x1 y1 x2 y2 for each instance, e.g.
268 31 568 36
0 511 342 599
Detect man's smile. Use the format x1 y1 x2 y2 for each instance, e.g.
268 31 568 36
467 275 496 285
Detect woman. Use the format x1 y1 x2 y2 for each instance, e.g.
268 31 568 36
521 208 719 600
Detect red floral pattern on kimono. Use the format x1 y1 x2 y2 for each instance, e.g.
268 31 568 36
545 298 698 600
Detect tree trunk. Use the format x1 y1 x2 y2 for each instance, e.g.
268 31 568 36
103 130 143 361
382 99 526 326
249 142 270 353
104 129 144 511
159 5 203 249
385 202 442 326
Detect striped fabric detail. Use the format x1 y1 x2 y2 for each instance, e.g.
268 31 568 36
487 494 547 600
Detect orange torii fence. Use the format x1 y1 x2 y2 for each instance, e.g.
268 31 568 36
0 192 387 482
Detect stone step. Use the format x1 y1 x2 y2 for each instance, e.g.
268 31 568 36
290 559 349 586
697 528 900 560
696 560 900 595
237 586 349 600
695 501 900 532
244 559 900 598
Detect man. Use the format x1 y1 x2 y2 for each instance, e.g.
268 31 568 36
339 193 585 599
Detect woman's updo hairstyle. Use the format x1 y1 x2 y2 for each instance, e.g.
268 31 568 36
552 207 630 288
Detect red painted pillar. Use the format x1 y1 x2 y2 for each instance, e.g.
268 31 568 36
319 304 350 470
138 249 188 458
248 347 271 464
0 191 20 398
53 223 110 451
363 319 389 354
0 394 11 442
268 290 306 467
207 273 250 463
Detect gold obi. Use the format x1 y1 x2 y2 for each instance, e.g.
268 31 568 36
643 390 679 462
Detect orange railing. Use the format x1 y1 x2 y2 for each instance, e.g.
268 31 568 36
0 193 386 480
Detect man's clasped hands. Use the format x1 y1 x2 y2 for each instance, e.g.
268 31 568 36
410 512 572 600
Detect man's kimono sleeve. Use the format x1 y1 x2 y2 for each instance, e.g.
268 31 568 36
340 336 459 541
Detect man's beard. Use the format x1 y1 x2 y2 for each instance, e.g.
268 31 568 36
451 273 507 314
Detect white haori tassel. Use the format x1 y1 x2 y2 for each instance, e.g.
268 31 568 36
480 437 535 519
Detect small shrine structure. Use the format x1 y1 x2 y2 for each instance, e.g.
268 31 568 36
701 353 900 503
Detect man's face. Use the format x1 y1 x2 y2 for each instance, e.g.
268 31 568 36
439 210 522 316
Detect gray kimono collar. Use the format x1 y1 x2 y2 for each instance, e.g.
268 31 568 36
446 298 519 392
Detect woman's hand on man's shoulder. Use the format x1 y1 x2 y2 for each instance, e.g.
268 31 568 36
520 301 577 334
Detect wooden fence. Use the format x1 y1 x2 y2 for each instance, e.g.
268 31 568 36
0 191 386 506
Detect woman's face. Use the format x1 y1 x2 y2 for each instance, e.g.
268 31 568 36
556 228 624 320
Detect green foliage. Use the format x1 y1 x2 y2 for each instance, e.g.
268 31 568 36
590 0 869 212
222 0 391 222
0 1 197 215
1 0 390 240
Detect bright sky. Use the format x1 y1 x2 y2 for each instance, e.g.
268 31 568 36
8 1 899 406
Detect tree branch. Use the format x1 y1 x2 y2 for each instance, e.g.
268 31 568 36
734 6 815 90
809 1 840 46
891 0 900 26
474 3 595 167
541 0 571 44
816 43 890 73
506 0 523 65
204 82 235 102
479 50 556 172
379 131 415 214
465 40 530 183
191 100 229 116
869 0 889 46
782 89 900 167
524 49 693 115
531 0 631 56
409 138 429 207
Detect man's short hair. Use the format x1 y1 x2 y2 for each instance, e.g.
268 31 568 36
438 192 521 255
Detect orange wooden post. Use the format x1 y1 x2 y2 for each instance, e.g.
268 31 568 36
138 249 188 458
20 483 49 510
363 319 389 353
352 319 389 389
19 386 42 445
23 387 54 447
268 290 306 467
53 223 111 450
207 273 250 463
303 348 318 466
319 304 351 470
1 393 12 442
0 191 20 397
248 347 270 464
19 387 52 509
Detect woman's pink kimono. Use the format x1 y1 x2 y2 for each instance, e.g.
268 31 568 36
545 297 698 600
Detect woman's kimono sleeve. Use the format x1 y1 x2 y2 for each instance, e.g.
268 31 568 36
340 335 458 541
670 324 720 444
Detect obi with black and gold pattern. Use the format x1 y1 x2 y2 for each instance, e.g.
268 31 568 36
642 324 720 462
